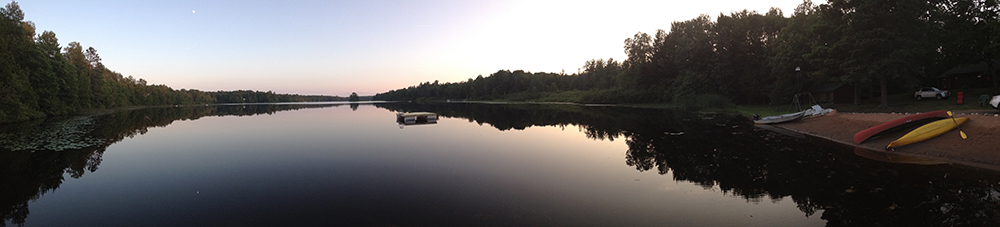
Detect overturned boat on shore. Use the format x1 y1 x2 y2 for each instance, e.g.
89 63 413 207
886 117 968 148
753 111 806 124
802 105 835 118
853 110 950 144
753 105 834 125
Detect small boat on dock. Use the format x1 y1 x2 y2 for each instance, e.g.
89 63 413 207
853 110 949 144
753 111 806 124
802 105 834 118
886 117 968 148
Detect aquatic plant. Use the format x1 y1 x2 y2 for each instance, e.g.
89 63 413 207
0 117 104 152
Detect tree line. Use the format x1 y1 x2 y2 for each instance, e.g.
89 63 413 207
0 1 346 123
376 0 999 109
374 70 580 101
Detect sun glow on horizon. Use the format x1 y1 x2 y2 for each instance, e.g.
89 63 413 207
19 0 804 96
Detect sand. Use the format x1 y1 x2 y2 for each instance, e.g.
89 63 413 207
768 110 1000 171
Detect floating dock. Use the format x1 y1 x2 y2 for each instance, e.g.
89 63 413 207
396 112 438 125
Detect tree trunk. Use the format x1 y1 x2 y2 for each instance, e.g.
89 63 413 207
988 60 997 94
878 77 890 109
853 82 860 105
868 83 875 105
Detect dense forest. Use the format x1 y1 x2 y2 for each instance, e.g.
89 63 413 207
0 2 346 123
375 0 1000 108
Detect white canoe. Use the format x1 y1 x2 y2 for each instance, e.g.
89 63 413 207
753 111 806 124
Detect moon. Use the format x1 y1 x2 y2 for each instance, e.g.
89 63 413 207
192 10 196 14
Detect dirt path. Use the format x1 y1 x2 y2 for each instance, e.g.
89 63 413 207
769 111 1000 171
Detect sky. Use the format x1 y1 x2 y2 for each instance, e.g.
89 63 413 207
18 0 805 96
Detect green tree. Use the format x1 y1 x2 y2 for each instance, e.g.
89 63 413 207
621 32 657 89
931 0 1000 93
654 15 717 99
767 1 852 104
836 0 934 109
348 92 359 102
0 0 23 22
713 9 787 104
36 30 59 57
64 41 87 69
85 46 101 69
0 0 42 121
575 58 621 90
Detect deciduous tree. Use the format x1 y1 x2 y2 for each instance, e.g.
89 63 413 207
349 92 359 102
837 0 934 109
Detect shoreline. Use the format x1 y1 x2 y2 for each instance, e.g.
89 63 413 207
766 111 1000 172
2 101 378 125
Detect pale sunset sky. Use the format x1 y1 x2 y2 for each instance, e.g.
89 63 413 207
18 0 805 96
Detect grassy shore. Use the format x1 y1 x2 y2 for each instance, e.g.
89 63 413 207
458 87 1000 118
737 88 1000 117
833 88 998 113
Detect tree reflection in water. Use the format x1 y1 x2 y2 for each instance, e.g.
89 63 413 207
376 102 1000 226
0 103 347 227
2 102 998 226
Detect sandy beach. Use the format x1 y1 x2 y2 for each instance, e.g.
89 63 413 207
769 110 1000 171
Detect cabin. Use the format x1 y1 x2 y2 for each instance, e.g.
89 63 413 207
808 82 854 104
936 59 999 90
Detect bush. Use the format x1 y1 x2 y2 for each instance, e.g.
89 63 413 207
578 88 668 104
502 91 544 101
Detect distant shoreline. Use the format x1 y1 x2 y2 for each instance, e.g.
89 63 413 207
3 101 382 125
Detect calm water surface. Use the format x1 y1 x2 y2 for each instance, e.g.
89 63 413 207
2 102 998 226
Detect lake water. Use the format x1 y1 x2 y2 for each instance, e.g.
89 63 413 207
2 102 999 226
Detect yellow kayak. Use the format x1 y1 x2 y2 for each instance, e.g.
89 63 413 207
887 117 968 148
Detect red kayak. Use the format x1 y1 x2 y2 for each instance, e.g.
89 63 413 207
853 110 950 144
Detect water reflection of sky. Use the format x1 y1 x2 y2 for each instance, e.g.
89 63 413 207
21 105 822 226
